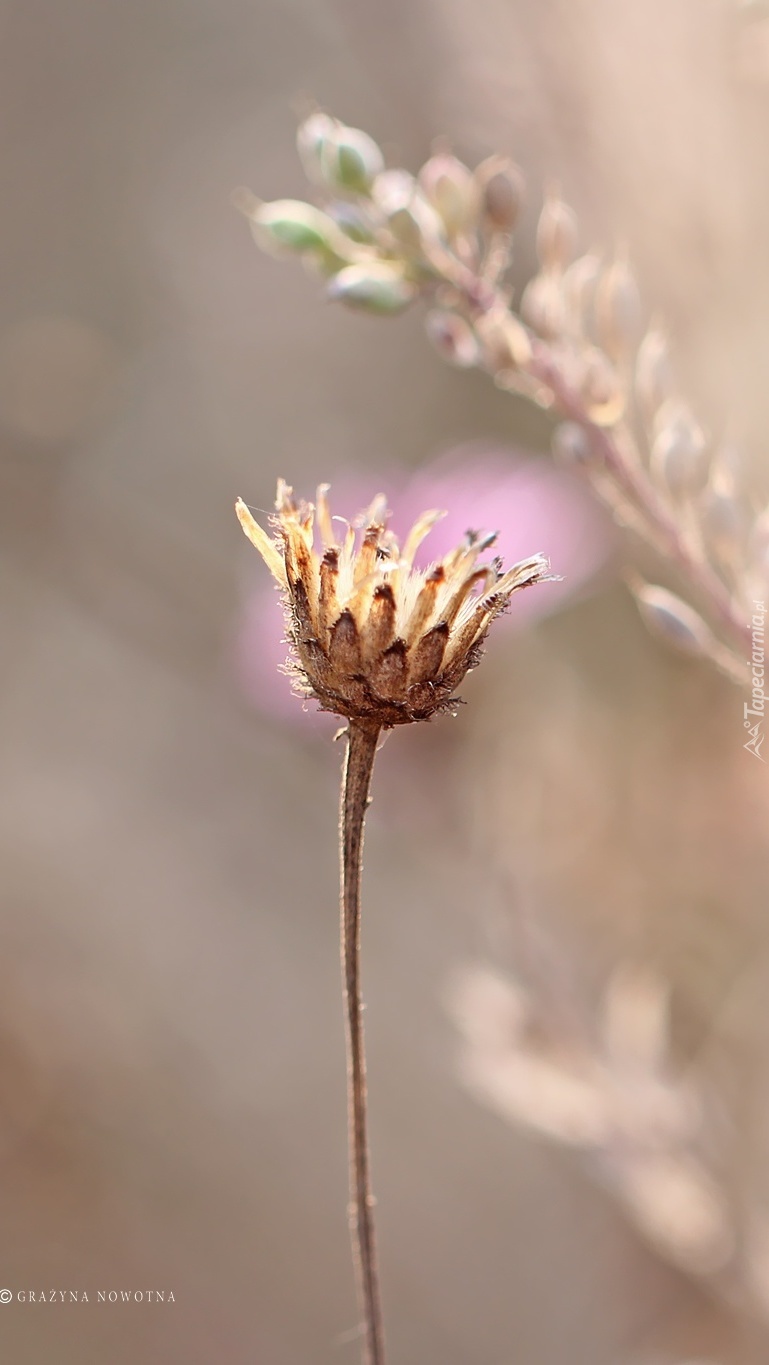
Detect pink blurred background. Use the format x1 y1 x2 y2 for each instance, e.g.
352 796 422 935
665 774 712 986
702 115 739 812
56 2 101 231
1 2 767 1362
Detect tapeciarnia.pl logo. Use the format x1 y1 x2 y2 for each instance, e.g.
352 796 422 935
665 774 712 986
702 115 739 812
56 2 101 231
744 600 766 761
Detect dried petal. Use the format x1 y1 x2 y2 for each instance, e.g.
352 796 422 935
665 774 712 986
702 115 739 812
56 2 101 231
372 639 408 700
408 622 449 684
404 566 444 644
319 548 340 643
363 582 397 661
328 609 363 675
235 498 287 586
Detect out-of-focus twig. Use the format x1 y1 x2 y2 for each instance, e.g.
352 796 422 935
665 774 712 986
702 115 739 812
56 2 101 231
238 112 767 684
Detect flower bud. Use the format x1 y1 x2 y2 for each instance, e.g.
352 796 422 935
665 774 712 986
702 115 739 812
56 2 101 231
296 111 338 183
650 405 708 497
298 113 385 194
418 153 478 237
631 582 715 658
536 195 578 271
328 202 376 245
636 329 674 415
551 421 594 469
594 257 643 360
425 310 479 367
474 307 532 371
392 202 443 255
699 468 748 564
371 169 417 212
473 155 525 233
321 124 385 194
580 347 624 425
520 273 565 340
247 198 349 258
562 253 601 335
327 262 416 314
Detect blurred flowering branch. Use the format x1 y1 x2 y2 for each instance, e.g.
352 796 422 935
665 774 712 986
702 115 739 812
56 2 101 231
449 957 769 1332
237 111 768 685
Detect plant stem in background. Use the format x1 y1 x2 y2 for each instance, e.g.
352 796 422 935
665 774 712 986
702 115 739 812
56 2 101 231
340 720 385 1365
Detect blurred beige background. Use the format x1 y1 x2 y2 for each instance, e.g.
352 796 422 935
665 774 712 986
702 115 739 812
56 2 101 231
1 0 768 1362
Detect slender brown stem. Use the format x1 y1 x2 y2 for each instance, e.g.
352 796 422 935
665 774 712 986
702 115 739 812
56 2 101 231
339 719 385 1365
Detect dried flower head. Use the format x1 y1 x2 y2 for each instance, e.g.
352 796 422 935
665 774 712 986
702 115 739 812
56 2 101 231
236 481 552 727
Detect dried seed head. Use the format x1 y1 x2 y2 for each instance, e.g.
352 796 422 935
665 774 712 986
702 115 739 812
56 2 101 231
536 194 578 272
236 482 552 726
473 155 526 234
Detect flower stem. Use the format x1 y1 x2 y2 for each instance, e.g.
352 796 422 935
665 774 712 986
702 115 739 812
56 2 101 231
339 719 385 1365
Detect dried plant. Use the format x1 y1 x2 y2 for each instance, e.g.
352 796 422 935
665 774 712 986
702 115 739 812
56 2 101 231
449 955 769 1333
236 481 552 1365
236 111 768 685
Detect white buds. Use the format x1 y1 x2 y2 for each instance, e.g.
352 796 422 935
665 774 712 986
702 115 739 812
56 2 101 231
327 262 416 314
630 582 715 658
